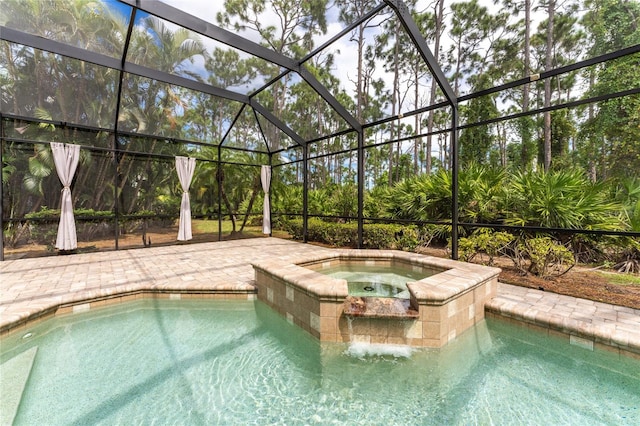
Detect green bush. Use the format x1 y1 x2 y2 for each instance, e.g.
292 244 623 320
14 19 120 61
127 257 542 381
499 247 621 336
23 207 116 247
458 229 514 265
25 207 114 219
363 224 419 251
516 236 576 278
506 169 624 230
282 218 418 251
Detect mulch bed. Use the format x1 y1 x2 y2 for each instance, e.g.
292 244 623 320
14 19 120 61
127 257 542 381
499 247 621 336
498 266 640 310
414 245 640 310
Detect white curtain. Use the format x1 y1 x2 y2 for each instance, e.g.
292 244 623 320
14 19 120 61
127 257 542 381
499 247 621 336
176 156 196 241
261 165 271 235
51 143 81 250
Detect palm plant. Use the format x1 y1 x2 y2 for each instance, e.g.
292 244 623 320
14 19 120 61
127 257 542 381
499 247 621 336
383 164 506 225
191 153 219 217
457 164 507 224
330 183 358 219
505 169 624 231
217 151 264 234
614 177 640 232
272 184 303 219
384 169 452 221
308 188 332 216
609 177 640 273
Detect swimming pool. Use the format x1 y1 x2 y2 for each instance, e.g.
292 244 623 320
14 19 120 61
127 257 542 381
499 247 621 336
2 299 639 425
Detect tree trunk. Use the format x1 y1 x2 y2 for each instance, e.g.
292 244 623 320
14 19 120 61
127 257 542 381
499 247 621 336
239 176 261 232
389 23 401 186
543 0 555 171
217 168 237 234
587 70 596 182
426 0 444 176
221 189 237 233
414 61 420 174
521 0 532 170
357 21 365 123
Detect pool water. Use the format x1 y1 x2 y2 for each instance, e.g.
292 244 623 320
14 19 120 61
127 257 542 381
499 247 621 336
2 300 639 425
318 263 430 299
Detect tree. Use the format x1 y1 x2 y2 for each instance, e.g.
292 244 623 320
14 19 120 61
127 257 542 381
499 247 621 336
579 0 640 180
502 0 536 170
459 77 498 166
542 0 556 171
535 0 583 170
448 0 509 166
218 0 329 147
425 0 446 175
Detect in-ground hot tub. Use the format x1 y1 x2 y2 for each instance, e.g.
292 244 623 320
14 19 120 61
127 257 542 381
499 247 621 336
252 250 501 348
307 257 432 299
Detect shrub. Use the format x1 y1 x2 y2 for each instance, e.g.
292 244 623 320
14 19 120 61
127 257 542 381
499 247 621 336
25 207 116 247
609 237 640 274
516 236 575 278
458 229 514 265
506 169 624 231
363 224 419 251
283 219 418 251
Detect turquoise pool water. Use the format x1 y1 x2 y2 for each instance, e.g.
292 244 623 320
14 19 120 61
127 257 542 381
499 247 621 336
1 299 639 425
317 263 430 299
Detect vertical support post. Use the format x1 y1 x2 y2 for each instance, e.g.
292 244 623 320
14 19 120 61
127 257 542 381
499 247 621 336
303 144 308 243
451 106 459 260
112 7 136 252
0 115 4 261
268 153 273 237
113 135 120 251
357 130 364 248
217 145 222 241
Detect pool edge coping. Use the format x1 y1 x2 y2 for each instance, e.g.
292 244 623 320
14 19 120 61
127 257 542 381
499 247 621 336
486 285 640 359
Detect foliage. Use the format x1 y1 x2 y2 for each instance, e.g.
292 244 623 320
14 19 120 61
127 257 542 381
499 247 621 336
384 168 452 221
516 236 575 278
505 169 624 230
613 177 640 232
282 218 418 251
19 207 115 248
383 164 508 224
458 228 514 265
24 207 113 219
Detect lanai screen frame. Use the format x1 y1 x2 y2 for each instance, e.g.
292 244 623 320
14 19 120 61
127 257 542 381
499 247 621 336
1 0 639 261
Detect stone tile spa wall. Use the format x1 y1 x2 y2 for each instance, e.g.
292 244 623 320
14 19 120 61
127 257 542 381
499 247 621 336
252 250 501 348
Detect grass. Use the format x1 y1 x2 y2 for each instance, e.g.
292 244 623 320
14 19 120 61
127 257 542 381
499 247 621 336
192 219 292 239
193 219 261 234
599 272 640 287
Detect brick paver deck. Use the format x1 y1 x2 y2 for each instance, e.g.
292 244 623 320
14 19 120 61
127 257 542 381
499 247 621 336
1 238 639 356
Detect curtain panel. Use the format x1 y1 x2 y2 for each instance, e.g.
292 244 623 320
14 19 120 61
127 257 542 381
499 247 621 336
176 156 196 241
51 143 81 250
260 165 271 235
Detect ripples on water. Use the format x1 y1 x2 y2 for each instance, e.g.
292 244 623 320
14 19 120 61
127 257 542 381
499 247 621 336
1 299 638 425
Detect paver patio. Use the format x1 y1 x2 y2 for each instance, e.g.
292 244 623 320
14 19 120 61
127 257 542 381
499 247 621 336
1 238 639 357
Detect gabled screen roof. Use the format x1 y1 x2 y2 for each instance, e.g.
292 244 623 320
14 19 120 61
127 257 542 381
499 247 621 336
1 0 455 151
